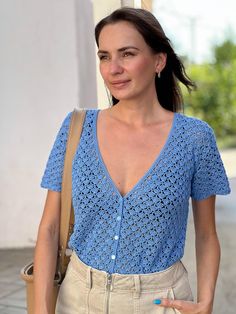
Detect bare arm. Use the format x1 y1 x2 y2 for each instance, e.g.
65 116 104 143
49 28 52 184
34 190 61 314
156 195 220 314
192 195 220 313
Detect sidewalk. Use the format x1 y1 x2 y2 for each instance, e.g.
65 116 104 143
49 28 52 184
0 248 33 313
0 151 235 314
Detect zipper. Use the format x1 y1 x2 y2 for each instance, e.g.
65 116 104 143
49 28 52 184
106 273 112 314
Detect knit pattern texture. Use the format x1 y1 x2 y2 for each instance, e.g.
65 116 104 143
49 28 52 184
41 109 230 274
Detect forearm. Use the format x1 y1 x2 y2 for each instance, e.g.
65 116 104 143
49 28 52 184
195 231 220 313
34 224 59 314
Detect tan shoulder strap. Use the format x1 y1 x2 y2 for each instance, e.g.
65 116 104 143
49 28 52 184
59 108 86 277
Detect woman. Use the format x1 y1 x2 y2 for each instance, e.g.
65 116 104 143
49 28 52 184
34 7 230 314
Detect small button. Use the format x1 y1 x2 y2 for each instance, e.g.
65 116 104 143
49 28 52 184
114 235 119 240
116 216 121 221
111 255 116 260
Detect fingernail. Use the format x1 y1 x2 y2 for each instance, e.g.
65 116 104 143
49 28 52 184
153 299 161 304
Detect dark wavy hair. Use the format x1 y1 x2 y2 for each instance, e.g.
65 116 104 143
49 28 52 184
95 7 196 112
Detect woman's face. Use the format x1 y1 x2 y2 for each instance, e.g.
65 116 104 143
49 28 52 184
97 21 164 102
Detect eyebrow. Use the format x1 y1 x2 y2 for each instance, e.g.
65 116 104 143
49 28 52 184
97 46 140 54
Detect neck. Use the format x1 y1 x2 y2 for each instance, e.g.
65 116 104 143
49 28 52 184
109 97 171 127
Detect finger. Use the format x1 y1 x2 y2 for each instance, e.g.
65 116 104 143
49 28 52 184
153 298 197 312
158 298 184 311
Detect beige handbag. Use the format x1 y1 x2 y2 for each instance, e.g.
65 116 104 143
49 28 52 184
21 108 86 314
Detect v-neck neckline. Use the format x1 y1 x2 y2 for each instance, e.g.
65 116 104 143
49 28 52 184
93 109 178 200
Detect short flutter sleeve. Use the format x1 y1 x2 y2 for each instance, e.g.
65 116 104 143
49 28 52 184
191 123 231 201
40 112 73 192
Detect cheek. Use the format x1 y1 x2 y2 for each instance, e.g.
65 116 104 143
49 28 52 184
99 64 108 81
130 57 156 77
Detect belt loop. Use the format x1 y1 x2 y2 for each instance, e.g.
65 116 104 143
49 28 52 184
86 266 92 289
133 275 140 299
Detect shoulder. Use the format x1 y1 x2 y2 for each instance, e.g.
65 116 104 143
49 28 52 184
176 113 215 142
62 111 73 125
62 108 98 125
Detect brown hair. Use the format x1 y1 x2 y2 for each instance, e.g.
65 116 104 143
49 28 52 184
95 7 195 112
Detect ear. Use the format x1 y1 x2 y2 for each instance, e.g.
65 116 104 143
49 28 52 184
155 53 167 73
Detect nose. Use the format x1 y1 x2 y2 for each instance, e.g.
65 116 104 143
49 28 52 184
109 58 123 75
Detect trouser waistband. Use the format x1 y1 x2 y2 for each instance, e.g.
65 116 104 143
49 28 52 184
69 252 185 298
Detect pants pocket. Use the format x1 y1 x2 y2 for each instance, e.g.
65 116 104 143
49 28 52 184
137 263 193 314
56 262 88 314
171 270 194 302
138 289 170 314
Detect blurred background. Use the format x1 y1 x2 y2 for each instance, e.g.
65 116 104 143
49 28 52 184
154 0 236 149
0 0 235 313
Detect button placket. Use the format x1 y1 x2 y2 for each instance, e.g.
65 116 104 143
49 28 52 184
110 198 124 272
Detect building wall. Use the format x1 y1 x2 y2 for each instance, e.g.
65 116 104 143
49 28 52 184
0 0 96 248
0 0 152 248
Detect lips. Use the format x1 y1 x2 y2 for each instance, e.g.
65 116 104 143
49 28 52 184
110 80 131 88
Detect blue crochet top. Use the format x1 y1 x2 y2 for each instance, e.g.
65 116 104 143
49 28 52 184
41 109 230 274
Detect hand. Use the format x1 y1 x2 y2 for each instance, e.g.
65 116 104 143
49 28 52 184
153 298 212 314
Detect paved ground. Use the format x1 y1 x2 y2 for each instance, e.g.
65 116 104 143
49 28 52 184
0 150 235 314
0 248 33 314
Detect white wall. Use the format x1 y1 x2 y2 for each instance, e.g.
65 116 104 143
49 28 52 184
0 0 96 248
0 0 152 248
75 0 97 108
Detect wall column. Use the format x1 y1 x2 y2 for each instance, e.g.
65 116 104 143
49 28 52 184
121 0 152 10
93 0 122 108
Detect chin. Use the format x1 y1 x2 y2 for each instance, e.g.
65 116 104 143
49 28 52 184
111 91 137 102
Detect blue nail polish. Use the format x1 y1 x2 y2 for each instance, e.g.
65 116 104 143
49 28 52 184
153 299 161 304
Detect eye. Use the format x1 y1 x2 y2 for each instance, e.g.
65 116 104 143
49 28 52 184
98 54 109 61
122 51 135 57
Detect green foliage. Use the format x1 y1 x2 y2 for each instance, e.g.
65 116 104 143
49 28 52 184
214 39 236 65
182 38 236 147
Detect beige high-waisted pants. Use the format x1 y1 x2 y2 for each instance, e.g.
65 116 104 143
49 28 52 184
56 252 193 314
